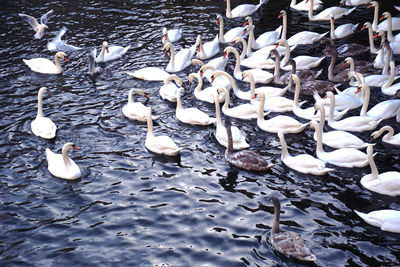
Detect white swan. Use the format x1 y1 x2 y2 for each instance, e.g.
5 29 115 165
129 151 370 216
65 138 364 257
96 41 130 63
175 90 216 126
46 142 81 180
291 74 348 121
216 14 245 44
330 14 358 40
276 39 325 71
360 22 380 55
23 51 68 74
360 144 400 196
256 93 309 134
371 126 400 146
224 47 274 84
217 87 266 120
195 34 219 60
280 10 328 46
278 131 333 175
159 75 186 102
145 108 181 156
123 89 158 122
19 9 53 39
381 12 400 42
126 67 170 82
163 42 195 73
310 120 370 168
242 71 288 98
340 0 370 6
327 84 382 132
31 87 57 139
162 27 182 44
354 209 400 233
200 65 231 90
243 23 281 50
354 62 400 88
290 0 322 11
366 97 400 121
314 100 370 149
381 80 400 96
225 0 267 18
188 73 224 103
369 2 400 32
213 92 249 150
307 0 356 21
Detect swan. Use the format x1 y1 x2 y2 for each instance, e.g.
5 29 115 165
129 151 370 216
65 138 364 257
291 74 348 120
354 62 400 88
381 80 400 96
256 93 309 134
330 14 358 40
188 73 224 103
217 87 266 120
224 118 273 171
224 47 274 84
381 12 400 42
175 90 216 126
216 14 246 44
337 56 378 78
122 89 158 122
314 100 370 149
284 59 323 93
31 87 57 139
88 48 103 77
242 71 288 98
162 27 182 44
339 0 370 6
213 92 249 150
307 0 356 21
19 9 53 39
159 74 186 102
371 126 400 146
310 120 370 168
145 108 181 156
23 51 68 74
325 48 350 83
212 70 251 100
163 42 195 73
268 196 316 262
360 144 400 196
366 97 400 121
278 131 332 175
225 0 267 18
290 0 322 11
126 67 170 82
327 84 382 132
275 39 325 71
243 23 282 50
369 2 400 32
280 10 328 46
376 31 400 55
354 209 400 234
47 26 82 52
200 65 231 90
195 34 219 60
46 142 81 180
360 22 380 55
96 41 130 63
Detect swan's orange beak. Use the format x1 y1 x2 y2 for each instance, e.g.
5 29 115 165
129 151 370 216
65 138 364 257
73 145 79 150
355 87 361 94
211 75 215 83
164 35 167 40
216 18 220 25
243 20 248 27
331 18 335 23
344 61 348 66
275 43 279 49
106 47 109 53
379 15 385 21
64 56 69 62
144 93 149 99
232 41 237 47
196 45 200 52
242 29 247 36
223 52 227 59
200 70 204 77
360 25 366 31
278 13 283 19
163 49 167 57
367 3 372 8
241 74 245 81
373 33 378 39
181 83 187 89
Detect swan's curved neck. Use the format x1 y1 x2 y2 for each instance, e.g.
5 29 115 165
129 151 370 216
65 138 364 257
317 104 326 131
240 38 250 59
247 26 255 53
231 49 241 75
382 44 391 75
226 122 234 155
214 94 222 126
226 0 232 19
164 75 178 85
273 53 281 83
383 62 395 89
314 122 324 154
61 146 72 172
244 73 256 98
378 126 394 140
37 90 44 118
192 74 203 93
257 94 265 121
217 71 238 92
271 201 280 234
146 109 153 136
167 45 176 70
360 86 370 116
98 44 106 61
54 54 62 73
308 0 315 21
128 89 134 104
367 146 379 180
221 88 230 111
366 25 377 54
372 3 379 31
281 40 290 66
386 14 393 41
278 133 289 160
176 91 182 110
281 12 287 41
197 38 206 59
293 78 301 107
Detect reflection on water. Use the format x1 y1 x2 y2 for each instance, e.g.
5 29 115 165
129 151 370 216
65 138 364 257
0 0 399 266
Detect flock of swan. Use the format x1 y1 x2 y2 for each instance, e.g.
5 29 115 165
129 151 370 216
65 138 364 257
20 0 400 263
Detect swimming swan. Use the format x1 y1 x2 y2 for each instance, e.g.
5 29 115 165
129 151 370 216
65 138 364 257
46 142 81 180
31 87 57 139
23 51 68 74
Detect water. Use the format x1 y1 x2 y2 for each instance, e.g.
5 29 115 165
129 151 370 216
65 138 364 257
1 0 400 266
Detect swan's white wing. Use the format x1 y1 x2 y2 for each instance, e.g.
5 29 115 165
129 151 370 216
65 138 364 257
40 9 54 25
19 13 39 30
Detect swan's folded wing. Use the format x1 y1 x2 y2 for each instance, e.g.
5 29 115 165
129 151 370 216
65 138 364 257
19 13 39 30
40 9 54 25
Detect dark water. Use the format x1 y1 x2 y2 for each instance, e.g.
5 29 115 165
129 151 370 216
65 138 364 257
1 0 400 266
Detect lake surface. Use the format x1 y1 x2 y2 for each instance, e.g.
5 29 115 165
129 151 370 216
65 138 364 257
1 0 399 266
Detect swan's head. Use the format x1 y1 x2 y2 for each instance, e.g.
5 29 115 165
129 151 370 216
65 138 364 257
217 87 226 95
256 92 265 101
232 37 244 48
63 142 79 152
133 88 149 99
216 14 222 25
330 14 335 23
360 22 371 31
278 10 286 19
355 84 368 94
56 51 69 62
266 195 280 208
195 35 202 51
368 1 378 9
223 46 235 59
191 58 204 68
162 27 167 40
243 16 252 26
380 12 390 21
162 42 172 57
290 74 299 83
274 39 285 49
284 59 295 68
199 65 216 77
267 49 279 59
243 25 251 36
103 41 109 53
309 120 319 131
344 57 352 66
